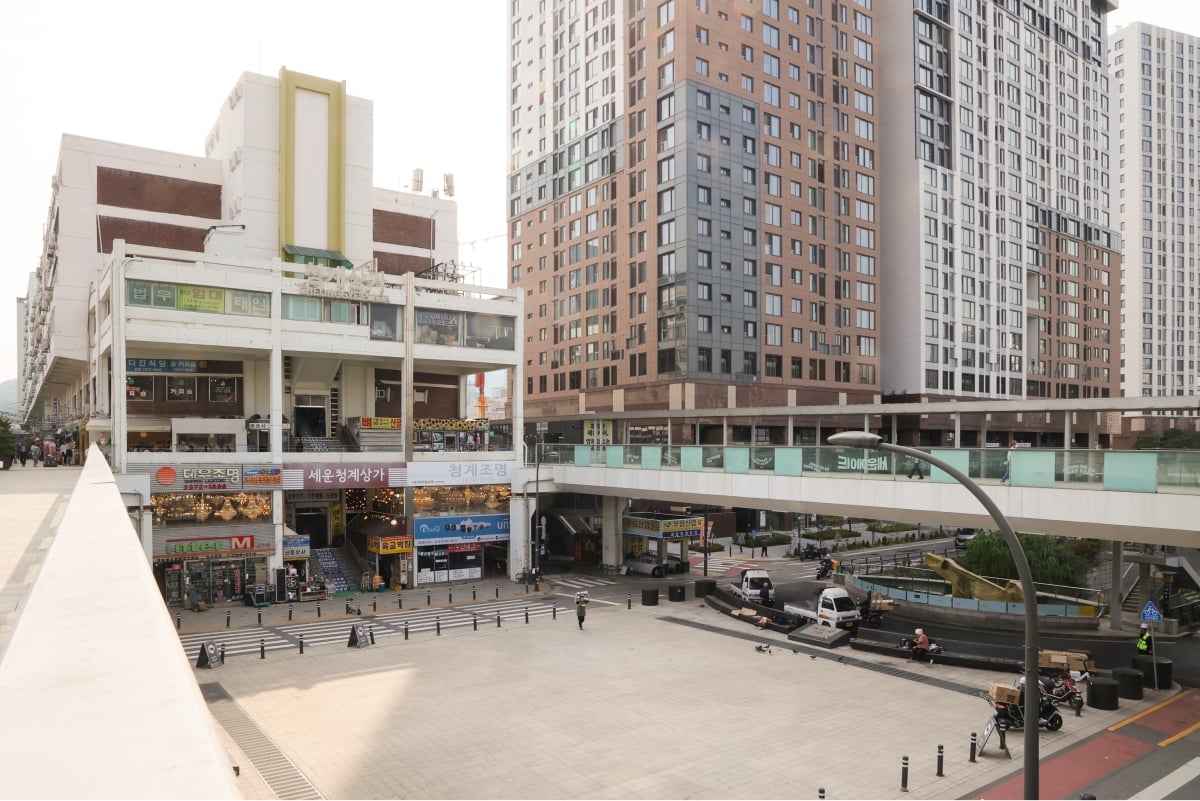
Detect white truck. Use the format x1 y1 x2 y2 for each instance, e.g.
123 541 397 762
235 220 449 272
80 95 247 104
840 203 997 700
729 568 775 605
784 587 861 629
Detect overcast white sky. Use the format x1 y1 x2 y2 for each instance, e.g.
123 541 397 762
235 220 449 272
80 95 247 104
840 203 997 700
0 1 1196 385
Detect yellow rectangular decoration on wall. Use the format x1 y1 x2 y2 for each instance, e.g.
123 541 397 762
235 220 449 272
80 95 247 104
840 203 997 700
278 68 346 256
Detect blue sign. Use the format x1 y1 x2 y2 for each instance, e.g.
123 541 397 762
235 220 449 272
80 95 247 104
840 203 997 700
414 514 510 545
1141 600 1163 623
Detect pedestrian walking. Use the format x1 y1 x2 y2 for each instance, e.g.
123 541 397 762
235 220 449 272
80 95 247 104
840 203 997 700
575 591 589 630
1001 442 1018 484
907 458 924 479
760 540 768 557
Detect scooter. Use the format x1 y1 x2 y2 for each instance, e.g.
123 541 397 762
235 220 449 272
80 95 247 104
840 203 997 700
993 689 1064 731
858 598 884 628
898 637 944 658
1041 670 1084 712
815 558 835 580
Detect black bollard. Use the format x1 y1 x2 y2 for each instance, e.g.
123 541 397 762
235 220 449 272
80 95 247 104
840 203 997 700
427 590 431 606
496 612 501 628
525 582 530 594
627 594 632 609
369 625 375 645
495 584 499 599
525 607 529 624
226 610 231 628
288 604 293 621
937 744 944 777
997 725 1008 752
436 617 441 636
257 609 262 626
449 589 453 603
220 643 226 663
970 732 977 763
317 602 321 619
176 613 181 631
299 634 304 654
552 605 557 620
818 789 825 800
473 615 478 631
398 594 402 609
472 586 477 600
373 598 377 613
900 755 909 793
260 638 265 659
404 621 409 640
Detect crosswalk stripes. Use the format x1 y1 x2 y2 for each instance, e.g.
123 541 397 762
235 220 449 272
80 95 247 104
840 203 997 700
688 558 748 574
546 574 618 590
179 630 293 658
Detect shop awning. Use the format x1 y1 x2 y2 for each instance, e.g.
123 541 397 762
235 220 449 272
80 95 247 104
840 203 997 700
282 244 353 267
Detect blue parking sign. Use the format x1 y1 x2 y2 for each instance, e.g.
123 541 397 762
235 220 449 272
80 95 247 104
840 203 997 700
1140 600 1163 623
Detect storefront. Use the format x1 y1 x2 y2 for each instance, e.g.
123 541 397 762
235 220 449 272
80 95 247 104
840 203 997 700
412 513 509 585
366 533 414 591
621 514 702 577
153 530 275 607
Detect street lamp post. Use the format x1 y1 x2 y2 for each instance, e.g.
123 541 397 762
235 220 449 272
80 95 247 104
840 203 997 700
827 431 1041 801
703 507 709 577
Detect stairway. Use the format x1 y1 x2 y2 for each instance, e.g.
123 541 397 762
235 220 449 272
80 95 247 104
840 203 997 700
312 548 356 593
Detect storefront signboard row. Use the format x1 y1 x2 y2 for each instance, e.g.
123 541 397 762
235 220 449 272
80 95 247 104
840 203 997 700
282 535 310 559
134 461 513 491
414 514 510 546
153 525 275 561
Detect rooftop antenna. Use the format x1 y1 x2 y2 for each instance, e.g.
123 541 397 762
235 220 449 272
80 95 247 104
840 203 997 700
411 168 424 194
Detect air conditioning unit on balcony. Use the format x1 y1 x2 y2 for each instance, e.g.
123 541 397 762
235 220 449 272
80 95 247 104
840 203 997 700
550 361 559 369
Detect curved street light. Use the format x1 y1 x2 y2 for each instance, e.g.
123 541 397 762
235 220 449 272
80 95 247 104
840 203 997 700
826 431 1041 800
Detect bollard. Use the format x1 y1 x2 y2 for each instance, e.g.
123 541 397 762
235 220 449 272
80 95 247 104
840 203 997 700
317 602 321 619
288 604 293 621
997 725 1008 752
525 582 530 594
427 590 431 606
472 586 477 600
258 609 262 626
818 789 825 800
299 634 304 654
398 594 403 609
1075 699 1082 718
260 639 265 659
176 613 181 631
220 643 226 663
495 584 499 599
449 588 453 603
937 744 944 777
552 605 557 620
627 594 632 610
437 617 441 636
369 625 375 645
969 732 977 763
496 613 501 628
226 610 231 628
373 598 377 613
473 615 478 631
900 755 909 793
525 607 529 624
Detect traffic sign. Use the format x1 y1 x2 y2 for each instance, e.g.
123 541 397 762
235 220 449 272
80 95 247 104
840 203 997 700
1140 600 1163 623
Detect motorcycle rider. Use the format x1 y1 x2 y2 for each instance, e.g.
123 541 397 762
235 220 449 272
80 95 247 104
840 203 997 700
1135 623 1153 655
909 628 930 663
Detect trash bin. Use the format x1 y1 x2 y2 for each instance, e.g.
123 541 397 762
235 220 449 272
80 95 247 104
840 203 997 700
641 587 659 606
668 584 686 602
1131 655 1173 689
1086 677 1119 710
1111 667 1144 700
694 579 717 598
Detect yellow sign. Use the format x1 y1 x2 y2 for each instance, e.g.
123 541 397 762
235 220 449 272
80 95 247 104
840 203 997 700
176 285 226 313
584 419 613 446
361 417 402 429
368 535 413 555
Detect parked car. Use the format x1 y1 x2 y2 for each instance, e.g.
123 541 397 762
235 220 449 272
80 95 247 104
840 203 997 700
954 528 977 547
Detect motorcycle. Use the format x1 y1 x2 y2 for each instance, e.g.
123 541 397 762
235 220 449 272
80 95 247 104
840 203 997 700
815 557 835 580
1018 664 1086 712
899 636 944 659
858 597 884 628
801 543 829 561
993 688 1064 732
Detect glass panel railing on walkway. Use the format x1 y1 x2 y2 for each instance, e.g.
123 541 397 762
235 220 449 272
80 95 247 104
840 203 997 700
527 444 1200 495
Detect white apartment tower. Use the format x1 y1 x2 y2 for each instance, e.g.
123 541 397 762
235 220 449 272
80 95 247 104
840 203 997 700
1110 21 1200 399
876 0 1121 402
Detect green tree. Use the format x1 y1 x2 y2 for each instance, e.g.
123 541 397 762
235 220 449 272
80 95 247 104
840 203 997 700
959 531 1093 586
0 416 16 465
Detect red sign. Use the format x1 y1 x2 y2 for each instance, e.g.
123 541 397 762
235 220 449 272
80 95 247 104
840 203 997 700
156 466 177 485
448 543 482 553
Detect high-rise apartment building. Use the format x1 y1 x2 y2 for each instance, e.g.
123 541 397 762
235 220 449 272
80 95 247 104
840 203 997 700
507 0 1124 429
876 0 1120 402
1110 21 1200 399
508 0 882 420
